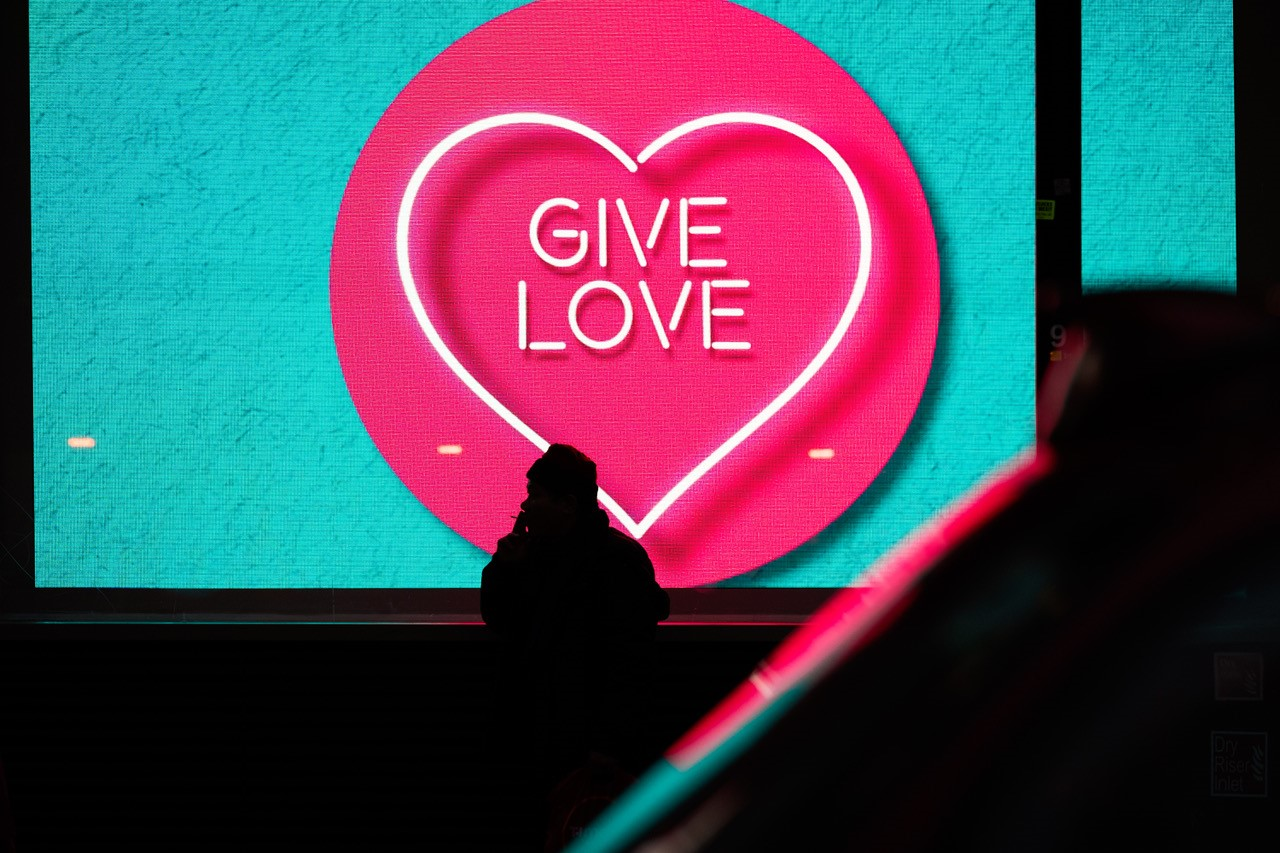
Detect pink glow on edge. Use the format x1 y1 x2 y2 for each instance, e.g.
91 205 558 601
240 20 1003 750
666 446 1054 770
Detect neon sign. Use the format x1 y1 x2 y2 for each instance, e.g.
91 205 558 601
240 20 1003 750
331 0 940 585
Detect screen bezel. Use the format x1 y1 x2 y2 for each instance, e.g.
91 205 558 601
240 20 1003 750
7 0 1272 624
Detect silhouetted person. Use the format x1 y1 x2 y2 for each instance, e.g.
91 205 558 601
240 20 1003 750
482 444 669 849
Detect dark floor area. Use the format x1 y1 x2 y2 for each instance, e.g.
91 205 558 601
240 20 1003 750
0 624 784 851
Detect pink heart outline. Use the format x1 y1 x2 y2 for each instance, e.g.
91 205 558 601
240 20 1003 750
396 112 872 539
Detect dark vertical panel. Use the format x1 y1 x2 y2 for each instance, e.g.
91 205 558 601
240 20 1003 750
1036 0 1083 384
1234 0 1279 310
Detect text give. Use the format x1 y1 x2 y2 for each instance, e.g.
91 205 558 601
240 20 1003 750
530 196 728 270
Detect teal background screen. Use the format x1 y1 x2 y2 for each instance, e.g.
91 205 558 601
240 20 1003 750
1081 0 1236 291
31 1 1035 589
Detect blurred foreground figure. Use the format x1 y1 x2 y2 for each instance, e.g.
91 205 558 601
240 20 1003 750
482 444 669 850
573 292 1279 852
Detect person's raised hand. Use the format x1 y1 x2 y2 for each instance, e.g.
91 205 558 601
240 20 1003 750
494 532 529 564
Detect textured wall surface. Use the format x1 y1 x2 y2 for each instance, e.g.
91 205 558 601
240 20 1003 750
1082 0 1236 290
32 1 1034 588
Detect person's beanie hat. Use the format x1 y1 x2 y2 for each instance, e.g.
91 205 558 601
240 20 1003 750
527 444 599 505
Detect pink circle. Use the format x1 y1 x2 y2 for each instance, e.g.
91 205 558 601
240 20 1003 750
330 0 939 587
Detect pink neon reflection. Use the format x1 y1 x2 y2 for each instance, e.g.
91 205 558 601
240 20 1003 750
666 447 1053 770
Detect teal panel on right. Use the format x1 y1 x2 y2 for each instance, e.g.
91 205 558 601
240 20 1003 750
1082 0 1235 291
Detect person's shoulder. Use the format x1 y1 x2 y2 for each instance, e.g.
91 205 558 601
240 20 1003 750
603 526 653 566
601 526 669 620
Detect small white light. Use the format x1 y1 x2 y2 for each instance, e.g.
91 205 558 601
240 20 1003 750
68 436 96 449
436 444 463 456
807 448 835 460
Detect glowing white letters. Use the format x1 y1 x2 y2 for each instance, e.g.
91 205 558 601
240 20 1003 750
395 112 873 538
522 196 747 351
529 198 588 267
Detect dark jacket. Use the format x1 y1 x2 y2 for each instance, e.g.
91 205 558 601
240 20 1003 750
481 509 669 775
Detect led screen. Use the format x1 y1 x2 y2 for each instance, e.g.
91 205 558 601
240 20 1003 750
31 0 1034 590
1081 0 1235 291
